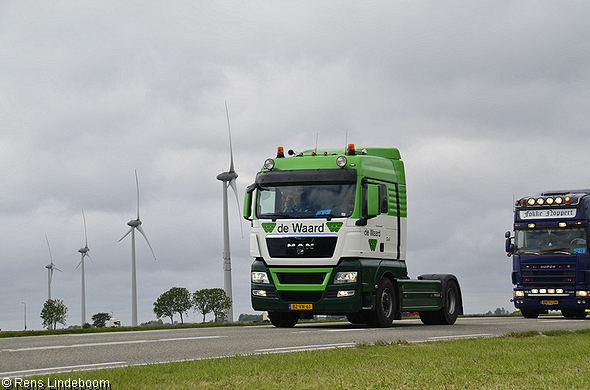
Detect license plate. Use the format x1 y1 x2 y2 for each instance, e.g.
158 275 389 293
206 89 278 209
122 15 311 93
541 300 559 305
290 303 313 310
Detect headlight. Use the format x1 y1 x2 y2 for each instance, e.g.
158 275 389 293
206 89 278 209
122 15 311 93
337 290 355 297
336 156 347 168
252 289 268 297
252 272 270 284
576 291 589 297
514 291 525 297
264 158 275 170
334 271 358 284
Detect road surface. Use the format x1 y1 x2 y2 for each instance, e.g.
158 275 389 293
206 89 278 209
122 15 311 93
2 316 590 378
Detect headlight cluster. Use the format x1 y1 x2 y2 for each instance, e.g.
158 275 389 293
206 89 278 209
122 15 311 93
252 271 270 284
530 288 564 294
334 271 357 284
576 290 589 297
520 196 570 207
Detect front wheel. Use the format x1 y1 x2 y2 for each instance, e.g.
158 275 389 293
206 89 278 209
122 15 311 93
366 278 396 327
268 312 299 328
521 309 539 318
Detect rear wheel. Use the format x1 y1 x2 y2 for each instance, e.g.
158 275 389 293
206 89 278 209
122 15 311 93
366 278 396 327
268 312 299 328
438 280 460 325
419 280 460 325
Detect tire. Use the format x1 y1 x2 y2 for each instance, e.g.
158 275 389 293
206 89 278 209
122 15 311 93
366 278 396 327
521 309 539 318
419 311 438 325
419 280 460 325
438 280 460 325
268 312 299 328
562 309 587 319
346 312 366 324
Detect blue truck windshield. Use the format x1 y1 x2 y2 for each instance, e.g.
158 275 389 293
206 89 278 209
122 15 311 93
515 227 587 255
257 184 356 219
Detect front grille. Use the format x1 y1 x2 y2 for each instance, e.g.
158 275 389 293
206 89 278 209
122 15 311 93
277 273 326 284
279 291 323 302
521 263 576 284
267 236 337 258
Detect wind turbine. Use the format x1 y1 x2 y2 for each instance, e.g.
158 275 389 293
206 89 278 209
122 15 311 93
216 102 242 322
77 209 97 326
45 235 61 301
119 170 156 327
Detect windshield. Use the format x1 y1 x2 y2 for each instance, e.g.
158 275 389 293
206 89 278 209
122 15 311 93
257 184 356 219
515 227 587 255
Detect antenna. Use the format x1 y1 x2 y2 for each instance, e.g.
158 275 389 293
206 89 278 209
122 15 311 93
315 133 318 155
345 129 348 153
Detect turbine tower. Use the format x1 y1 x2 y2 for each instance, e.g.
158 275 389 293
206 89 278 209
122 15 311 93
119 170 156 327
45 235 61 301
216 102 242 322
77 209 97 326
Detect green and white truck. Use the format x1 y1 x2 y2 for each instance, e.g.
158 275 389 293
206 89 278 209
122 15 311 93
243 144 463 327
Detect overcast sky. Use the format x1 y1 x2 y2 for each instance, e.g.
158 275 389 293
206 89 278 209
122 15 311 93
2 1 590 331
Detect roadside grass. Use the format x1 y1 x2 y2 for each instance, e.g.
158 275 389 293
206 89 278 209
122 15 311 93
14 328 590 390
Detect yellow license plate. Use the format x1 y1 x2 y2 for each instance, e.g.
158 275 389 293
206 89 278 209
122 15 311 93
541 300 559 305
290 303 313 310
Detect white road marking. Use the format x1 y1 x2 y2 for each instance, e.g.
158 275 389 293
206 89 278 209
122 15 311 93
2 335 224 353
256 343 356 353
0 362 128 378
426 333 493 341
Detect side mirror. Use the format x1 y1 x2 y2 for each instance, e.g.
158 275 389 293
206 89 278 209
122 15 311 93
505 231 514 254
243 190 253 220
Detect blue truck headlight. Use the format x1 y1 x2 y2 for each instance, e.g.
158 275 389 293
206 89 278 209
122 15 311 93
576 291 589 297
252 271 270 284
334 271 358 284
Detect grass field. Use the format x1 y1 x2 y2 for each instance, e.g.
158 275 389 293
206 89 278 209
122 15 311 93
7 328 590 390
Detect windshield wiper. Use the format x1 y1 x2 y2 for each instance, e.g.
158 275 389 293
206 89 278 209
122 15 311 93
261 213 293 221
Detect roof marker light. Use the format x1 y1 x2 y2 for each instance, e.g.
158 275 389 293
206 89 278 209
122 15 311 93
347 144 356 155
527 198 535 206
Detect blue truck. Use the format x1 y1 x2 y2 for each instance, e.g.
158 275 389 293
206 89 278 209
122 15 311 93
506 190 590 318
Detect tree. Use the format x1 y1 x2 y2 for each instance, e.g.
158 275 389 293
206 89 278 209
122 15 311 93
40 299 68 330
192 289 213 322
153 287 193 324
209 288 232 322
92 312 111 328
193 288 232 323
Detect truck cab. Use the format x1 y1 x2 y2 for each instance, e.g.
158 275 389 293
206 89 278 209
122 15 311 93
244 145 462 327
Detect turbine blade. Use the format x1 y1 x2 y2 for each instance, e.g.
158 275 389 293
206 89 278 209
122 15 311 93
45 235 53 264
54 266 62 272
136 225 157 260
225 101 235 174
229 178 244 238
119 227 134 242
76 258 83 269
135 170 140 220
86 253 98 275
82 209 88 247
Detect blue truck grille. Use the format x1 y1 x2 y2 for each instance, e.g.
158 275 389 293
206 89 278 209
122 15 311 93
521 264 576 284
